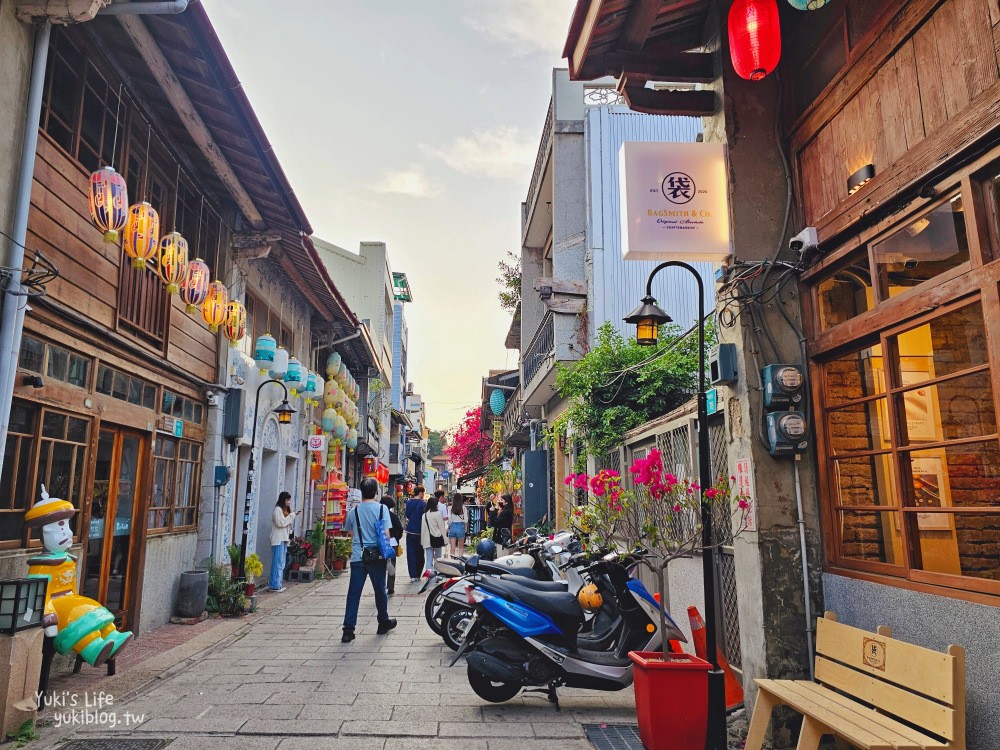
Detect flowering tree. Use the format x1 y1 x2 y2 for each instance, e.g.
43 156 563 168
448 406 493 477
566 448 750 641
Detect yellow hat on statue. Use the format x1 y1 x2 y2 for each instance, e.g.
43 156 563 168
25 484 76 528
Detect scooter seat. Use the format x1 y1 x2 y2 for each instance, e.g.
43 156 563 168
499 575 566 592
478 561 537 579
478 576 583 624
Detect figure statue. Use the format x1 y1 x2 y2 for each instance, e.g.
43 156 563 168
25 485 132 667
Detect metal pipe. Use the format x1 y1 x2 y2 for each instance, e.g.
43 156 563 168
0 20 52 488
98 1 190 15
311 328 362 355
793 456 816 679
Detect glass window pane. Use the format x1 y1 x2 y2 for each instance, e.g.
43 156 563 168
896 372 997 445
911 513 1000 583
183 399 193 422
67 355 89 388
112 372 127 400
832 454 896 507
18 337 45 373
66 418 88 444
47 347 69 382
0 512 25 543
825 346 884 405
127 377 142 405
9 404 35 435
142 385 156 410
42 412 65 439
892 302 987 383
193 404 203 424
904 441 1000 511
816 254 874 331
44 442 74 501
827 399 890 454
161 390 176 414
875 195 969 295
839 510 904 565
96 365 113 395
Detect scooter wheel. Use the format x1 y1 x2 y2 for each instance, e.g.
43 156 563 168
442 608 474 652
423 582 448 635
467 664 522 703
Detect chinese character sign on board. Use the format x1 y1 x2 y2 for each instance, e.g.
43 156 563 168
619 141 731 263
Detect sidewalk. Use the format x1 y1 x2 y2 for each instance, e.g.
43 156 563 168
33 572 639 750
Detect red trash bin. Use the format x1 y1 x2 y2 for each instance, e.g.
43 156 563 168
629 651 711 750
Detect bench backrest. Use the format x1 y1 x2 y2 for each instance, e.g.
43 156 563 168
815 613 965 745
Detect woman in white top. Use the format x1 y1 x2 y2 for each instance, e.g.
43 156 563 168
447 493 467 558
420 496 448 576
269 492 299 592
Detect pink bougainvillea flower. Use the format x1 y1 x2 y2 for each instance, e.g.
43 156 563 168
564 475 574 486
672 503 681 512
738 499 750 510
705 488 718 499
574 474 589 490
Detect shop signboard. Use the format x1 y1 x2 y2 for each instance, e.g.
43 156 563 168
307 434 327 454
735 459 757 532
619 141 730 262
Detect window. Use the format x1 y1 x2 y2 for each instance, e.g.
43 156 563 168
815 252 874 331
161 390 203 425
95 365 156 410
19 336 91 389
0 403 90 546
245 292 295 353
150 436 202 532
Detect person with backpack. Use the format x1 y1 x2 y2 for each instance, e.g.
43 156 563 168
404 485 426 582
420 495 447 576
341 477 396 644
380 495 404 596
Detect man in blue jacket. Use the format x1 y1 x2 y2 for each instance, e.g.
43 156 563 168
403 485 426 581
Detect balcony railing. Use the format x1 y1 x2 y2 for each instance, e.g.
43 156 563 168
522 98 553 229
522 311 554 388
500 384 523 442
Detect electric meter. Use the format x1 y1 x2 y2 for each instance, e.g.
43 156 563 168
762 364 804 410
766 411 809 457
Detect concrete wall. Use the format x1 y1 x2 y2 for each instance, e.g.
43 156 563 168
824 573 1000 748
139 531 198 633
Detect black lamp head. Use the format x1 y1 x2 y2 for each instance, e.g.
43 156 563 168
624 296 671 346
275 399 296 425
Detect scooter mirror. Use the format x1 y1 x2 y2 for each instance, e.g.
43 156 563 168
549 545 563 554
525 527 538 537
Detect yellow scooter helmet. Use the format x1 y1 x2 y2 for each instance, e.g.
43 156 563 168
577 583 603 612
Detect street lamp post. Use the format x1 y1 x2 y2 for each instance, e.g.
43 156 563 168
237 378 296 581
624 261 727 750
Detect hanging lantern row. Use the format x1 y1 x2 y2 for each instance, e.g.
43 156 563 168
223 301 246 347
728 0 782 81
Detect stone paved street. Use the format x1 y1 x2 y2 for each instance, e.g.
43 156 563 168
35 573 640 750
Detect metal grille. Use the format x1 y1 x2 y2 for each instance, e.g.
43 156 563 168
710 422 734 547
718 552 743 669
548 445 556 523
656 425 691 477
522 312 554 387
596 449 622 475
707 417 742 671
583 724 643 750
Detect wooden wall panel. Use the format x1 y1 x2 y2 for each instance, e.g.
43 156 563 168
166 296 216 384
795 0 999 227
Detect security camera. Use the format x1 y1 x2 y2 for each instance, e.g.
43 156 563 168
789 227 819 255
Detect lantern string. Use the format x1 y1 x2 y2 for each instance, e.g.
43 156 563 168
195 195 204 259
172 164 180 231
109 83 123 170
142 124 152 203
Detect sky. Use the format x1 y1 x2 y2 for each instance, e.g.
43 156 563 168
199 0 578 431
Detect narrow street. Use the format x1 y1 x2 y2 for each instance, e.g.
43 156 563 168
37 576 638 750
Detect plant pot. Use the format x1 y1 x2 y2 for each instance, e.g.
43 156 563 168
302 558 317 570
176 569 209 619
629 651 711 750
331 559 345 571
245 582 255 596
291 562 300 571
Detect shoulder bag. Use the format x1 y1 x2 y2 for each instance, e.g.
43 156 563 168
355 506 387 566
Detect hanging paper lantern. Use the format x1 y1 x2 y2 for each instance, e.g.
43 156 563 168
202 280 229 332
729 0 781 81
321 408 336 432
89 167 128 244
336 362 348 385
324 380 339 407
123 202 159 269
489 388 506 415
326 351 341 378
314 374 325 407
786 0 827 8
270 346 289 380
223 300 246 346
346 428 358 450
180 258 210 314
334 415 347 439
285 357 304 394
157 231 189 294
303 371 319 401
254 333 276 373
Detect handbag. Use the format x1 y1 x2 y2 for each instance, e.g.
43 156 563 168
430 533 445 549
373 505 395 560
355 507 387 566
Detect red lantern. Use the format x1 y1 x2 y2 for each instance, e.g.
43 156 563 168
180 258 210 314
728 0 781 81
363 457 377 477
157 231 188 295
88 167 128 244
223 300 246 347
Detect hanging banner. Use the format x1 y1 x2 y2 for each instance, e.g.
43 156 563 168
307 434 327 454
619 141 731 262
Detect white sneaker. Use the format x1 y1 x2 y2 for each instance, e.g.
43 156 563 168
269 586 286 593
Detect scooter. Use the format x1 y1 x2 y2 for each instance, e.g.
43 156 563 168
450 554 686 707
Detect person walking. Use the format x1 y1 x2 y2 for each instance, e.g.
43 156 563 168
448 493 467 558
491 493 514 547
420 495 447 576
404 485 426 582
380 495 404 596
434 490 449 525
269 492 298 592
342 477 397 643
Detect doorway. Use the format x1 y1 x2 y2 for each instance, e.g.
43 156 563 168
82 427 146 626
254 447 280 583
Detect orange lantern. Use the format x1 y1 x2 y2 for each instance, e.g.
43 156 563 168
180 258 210 314
123 202 159 269
88 167 128 243
223 300 246 346
157 231 188 295
202 280 228 332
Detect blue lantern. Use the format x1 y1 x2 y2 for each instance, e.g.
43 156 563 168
346 428 358 450
489 388 506 415
253 333 276 374
285 357 304 393
322 408 336 432
334 415 347 439
786 0 828 8
326 351 341 378
303 371 319 402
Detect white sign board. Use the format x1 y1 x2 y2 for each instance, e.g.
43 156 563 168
619 141 730 262
307 434 327 454
735 459 757 532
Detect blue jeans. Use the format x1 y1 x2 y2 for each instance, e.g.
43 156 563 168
405 532 423 579
343 560 390 631
269 543 286 589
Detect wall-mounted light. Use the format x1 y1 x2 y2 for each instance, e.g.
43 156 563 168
847 164 875 196
539 285 553 300
21 375 43 389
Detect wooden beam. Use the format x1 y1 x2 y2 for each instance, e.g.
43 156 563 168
116 14 266 229
534 277 587 296
275 251 333 323
619 0 663 51
622 79 716 116
16 0 109 24
570 0 605 79
543 297 587 314
597 50 714 83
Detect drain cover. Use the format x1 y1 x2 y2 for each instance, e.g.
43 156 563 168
583 724 644 750
60 741 170 750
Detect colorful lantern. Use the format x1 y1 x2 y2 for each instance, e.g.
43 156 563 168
324 380 339 407
222 300 246 346
123 202 159 269
729 0 781 81
346 428 358 450
202 281 229 332
336 362 348 385
157 231 189 294
254 333 277 374
321 408 336 432
88 167 128 244
489 388 506 415
303 371 319 402
334 415 347 439
285 357 304 394
787 0 827 8
326 351 341 377
270 347 289 381
180 258 210 314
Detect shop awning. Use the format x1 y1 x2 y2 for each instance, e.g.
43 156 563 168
391 408 413 429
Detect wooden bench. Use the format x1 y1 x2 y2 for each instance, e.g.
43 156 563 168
745 612 965 750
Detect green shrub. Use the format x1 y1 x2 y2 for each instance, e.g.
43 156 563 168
207 563 246 616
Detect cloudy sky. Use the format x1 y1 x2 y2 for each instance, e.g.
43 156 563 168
200 0 577 430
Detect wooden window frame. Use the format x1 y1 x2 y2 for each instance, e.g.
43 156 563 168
808 151 1000 601
148 434 202 534
245 290 296 354
18 335 93 391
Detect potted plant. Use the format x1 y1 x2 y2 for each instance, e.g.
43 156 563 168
331 536 352 571
226 543 240 580
566 449 750 750
244 553 263 596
